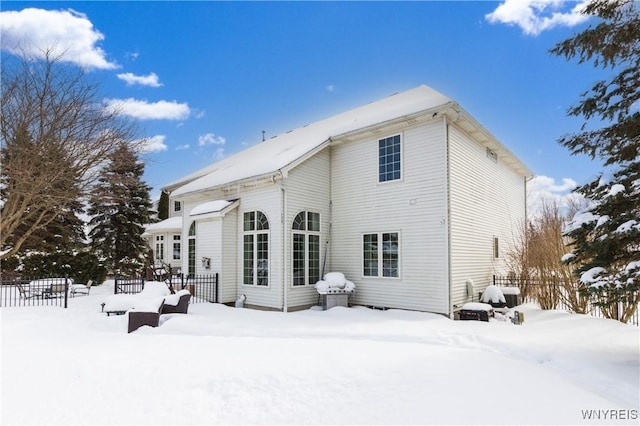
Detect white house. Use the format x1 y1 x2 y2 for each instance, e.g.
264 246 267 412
145 85 532 316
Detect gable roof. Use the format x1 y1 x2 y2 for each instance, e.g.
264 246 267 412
168 85 452 197
168 85 530 197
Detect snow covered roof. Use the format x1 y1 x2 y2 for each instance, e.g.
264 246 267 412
168 85 452 197
143 216 183 235
167 85 531 197
189 199 238 219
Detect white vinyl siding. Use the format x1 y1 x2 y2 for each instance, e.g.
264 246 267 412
331 120 449 314
283 148 331 309
448 124 526 309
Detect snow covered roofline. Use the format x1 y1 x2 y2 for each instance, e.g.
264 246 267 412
166 85 531 197
142 216 183 237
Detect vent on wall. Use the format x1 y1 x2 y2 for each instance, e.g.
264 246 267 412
486 147 498 163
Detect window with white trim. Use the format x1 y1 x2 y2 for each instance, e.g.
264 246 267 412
174 201 181 212
243 211 269 286
173 235 181 260
378 134 401 182
155 235 164 260
292 211 321 286
188 222 196 277
363 232 399 277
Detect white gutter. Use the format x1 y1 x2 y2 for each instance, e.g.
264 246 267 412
444 114 453 319
281 180 288 313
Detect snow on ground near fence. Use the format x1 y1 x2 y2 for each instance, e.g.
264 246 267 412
1 280 638 425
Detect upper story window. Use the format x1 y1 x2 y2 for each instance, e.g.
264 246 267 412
378 134 402 183
243 211 269 286
292 211 321 286
174 201 181 212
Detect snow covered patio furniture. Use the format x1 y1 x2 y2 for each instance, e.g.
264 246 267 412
103 281 171 316
480 285 508 313
127 298 165 333
161 289 191 314
314 272 356 310
70 280 93 297
459 302 494 322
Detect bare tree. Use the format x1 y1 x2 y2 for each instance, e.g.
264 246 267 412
506 198 590 313
1 51 138 259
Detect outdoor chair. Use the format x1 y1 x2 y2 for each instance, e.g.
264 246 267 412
16 283 38 299
161 290 191 314
70 280 93 297
127 298 165 333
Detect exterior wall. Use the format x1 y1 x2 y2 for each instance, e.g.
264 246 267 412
448 124 526 310
177 183 284 310
220 209 238 304
330 119 450 314
230 184 283 310
282 148 331 310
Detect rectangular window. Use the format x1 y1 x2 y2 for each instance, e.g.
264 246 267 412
243 235 254 285
188 238 195 277
363 234 378 276
155 235 164 260
293 234 305 286
173 235 181 260
493 237 499 258
308 235 320 284
382 233 399 277
256 234 269 286
378 135 401 182
174 201 181 212
363 232 399 278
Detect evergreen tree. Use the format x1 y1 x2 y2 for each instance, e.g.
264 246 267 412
552 0 639 322
87 143 154 276
157 191 170 220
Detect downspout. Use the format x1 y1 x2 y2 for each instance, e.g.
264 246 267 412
281 177 288 313
444 114 453 319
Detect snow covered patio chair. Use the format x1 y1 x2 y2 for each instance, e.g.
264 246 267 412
160 289 191 314
70 280 93 297
127 298 165 333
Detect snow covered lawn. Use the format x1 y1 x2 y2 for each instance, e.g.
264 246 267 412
1 281 638 425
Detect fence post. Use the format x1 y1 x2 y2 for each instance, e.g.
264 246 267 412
215 272 219 303
64 276 69 309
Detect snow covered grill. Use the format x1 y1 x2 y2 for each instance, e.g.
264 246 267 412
314 272 355 310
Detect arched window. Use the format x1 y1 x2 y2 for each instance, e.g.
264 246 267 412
292 211 320 286
188 222 196 277
243 211 269 286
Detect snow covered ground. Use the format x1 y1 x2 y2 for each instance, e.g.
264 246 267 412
1 280 638 425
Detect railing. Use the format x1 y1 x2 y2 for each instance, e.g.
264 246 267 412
114 273 218 304
0 277 69 308
493 275 639 326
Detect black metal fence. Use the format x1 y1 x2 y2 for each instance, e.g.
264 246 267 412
493 275 639 326
114 273 218 304
0 277 70 308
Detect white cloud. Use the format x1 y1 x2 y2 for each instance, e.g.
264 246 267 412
485 0 590 36
326 84 335 93
103 98 190 120
198 133 226 146
117 72 162 87
528 175 584 218
0 8 117 69
137 135 168 153
213 147 225 161
175 144 190 151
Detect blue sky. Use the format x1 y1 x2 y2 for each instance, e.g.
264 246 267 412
1 1 606 204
